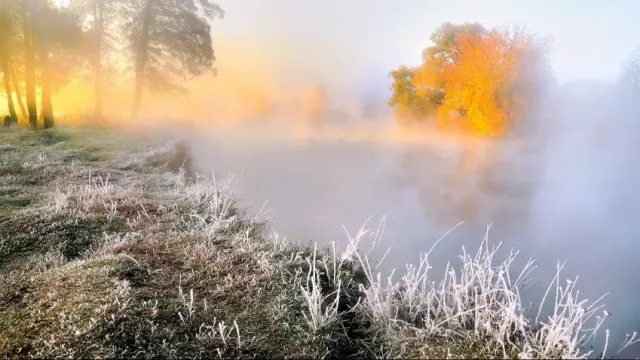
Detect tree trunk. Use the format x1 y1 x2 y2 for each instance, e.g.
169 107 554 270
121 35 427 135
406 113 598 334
0 11 16 123
39 49 54 128
9 62 27 120
41 72 54 128
92 0 104 121
1 57 17 122
28 0 53 128
131 0 153 120
22 12 38 129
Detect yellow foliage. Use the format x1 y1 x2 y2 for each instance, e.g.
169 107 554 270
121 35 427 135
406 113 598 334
388 23 548 138
440 30 526 137
412 58 442 99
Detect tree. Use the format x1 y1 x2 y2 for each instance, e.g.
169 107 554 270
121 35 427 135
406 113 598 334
388 23 488 125
9 61 28 120
388 65 437 122
69 0 124 121
387 22 551 137
31 3 54 128
418 22 487 109
0 0 28 122
0 7 18 122
34 3 84 128
4 0 84 129
439 29 530 136
424 22 487 67
19 0 39 128
122 0 225 119
619 49 640 96
0 0 88 129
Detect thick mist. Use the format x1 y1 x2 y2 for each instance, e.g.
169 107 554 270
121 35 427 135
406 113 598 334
176 82 640 356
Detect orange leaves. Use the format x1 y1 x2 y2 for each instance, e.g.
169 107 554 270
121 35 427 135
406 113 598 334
388 23 546 138
440 30 527 137
412 58 442 98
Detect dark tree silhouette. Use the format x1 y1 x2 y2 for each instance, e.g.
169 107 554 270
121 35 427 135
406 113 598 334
35 4 84 128
13 0 84 128
69 0 124 121
0 8 18 123
123 0 224 119
20 0 38 128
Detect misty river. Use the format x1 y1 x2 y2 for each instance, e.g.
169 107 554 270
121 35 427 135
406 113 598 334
183 96 640 356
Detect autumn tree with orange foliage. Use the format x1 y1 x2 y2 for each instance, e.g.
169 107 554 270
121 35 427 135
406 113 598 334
389 22 552 137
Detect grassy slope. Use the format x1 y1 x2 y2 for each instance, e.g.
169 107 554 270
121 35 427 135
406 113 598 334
0 125 637 359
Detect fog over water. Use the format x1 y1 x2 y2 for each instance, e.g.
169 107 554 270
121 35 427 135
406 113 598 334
177 82 640 356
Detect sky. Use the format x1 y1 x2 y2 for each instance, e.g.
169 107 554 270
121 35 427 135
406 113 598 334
209 0 639 95
51 0 639 101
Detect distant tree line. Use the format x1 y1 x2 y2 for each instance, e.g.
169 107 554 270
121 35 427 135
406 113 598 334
620 49 640 97
0 0 224 129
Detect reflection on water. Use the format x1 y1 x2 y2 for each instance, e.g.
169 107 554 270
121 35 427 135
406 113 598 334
400 138 538 232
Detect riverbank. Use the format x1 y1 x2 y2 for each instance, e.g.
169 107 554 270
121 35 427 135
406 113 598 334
0 125 634 358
